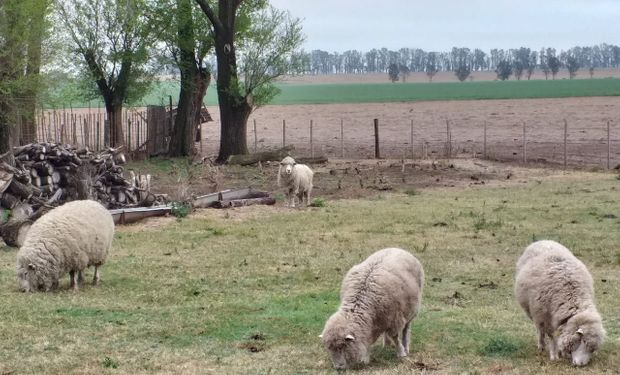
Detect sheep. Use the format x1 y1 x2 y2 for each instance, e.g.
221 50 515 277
514 240 605 366
320 247 424 370
277 156 314 207
16 200 115 292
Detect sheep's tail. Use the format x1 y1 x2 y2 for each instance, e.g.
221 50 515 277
277 164 282 187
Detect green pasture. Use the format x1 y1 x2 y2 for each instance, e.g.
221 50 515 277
53 77 620 108
0 167 619 374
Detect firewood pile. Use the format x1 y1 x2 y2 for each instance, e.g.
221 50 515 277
5 142 168 209
0 142 168 246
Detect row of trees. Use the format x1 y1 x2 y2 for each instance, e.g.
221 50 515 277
302 44 620 78
1 0 304 162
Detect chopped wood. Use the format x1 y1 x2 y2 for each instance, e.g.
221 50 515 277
0 218 32 247
226 146 295 166
213 196 276 208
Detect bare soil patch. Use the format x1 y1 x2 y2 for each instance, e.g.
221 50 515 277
200 97 620 168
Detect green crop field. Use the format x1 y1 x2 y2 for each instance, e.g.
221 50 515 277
1 165 619 374
141 78 620 107
58 77 620 108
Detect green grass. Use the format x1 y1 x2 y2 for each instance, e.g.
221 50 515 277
0 174 619 374
55 78 620 108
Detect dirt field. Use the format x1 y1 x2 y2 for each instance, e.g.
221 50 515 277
200 96 620 168
278 68 620 84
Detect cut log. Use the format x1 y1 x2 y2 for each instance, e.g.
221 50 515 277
0 218 32 247
296 155 329 164
213 196 276 208
11 203 34 221
8 180 36 200
1 193 19 209
226 146 295 166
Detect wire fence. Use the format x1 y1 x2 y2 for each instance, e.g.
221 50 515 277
8 100 619 170
203 117 619 170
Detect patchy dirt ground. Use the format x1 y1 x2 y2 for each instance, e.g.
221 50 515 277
199 97 620 169
137 157 614 203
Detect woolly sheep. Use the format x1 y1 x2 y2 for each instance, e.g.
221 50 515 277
320 247 424 370
277 156 314 207
515 240 605 366
16 200 115 292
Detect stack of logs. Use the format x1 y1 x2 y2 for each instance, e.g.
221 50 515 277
0 142 164 246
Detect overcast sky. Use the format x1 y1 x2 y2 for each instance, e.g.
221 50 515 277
269 0 620 53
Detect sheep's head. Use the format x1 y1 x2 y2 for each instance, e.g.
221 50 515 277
557 311 605 366
320 312 369 370
16 259 56 292
279 156 296 175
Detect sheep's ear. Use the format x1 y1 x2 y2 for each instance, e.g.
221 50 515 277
345 334 355 341
577 328 584 335
27 263 36 270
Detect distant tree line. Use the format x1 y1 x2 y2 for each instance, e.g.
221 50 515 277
297 44 620 81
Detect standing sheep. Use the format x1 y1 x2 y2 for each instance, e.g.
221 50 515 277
320 247 424 370
515 240 605 366
277 156 314 207
16 200 115 292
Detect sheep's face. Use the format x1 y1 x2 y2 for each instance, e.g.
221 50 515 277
321 314 369 370
558 314 605 366
279 157 296 176
16 261 55 292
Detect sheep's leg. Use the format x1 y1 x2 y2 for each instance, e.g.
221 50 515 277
77 270 85 284
402 320 412 354
548 334 559 360
537 328 546 351
391 332 407 358
69 271 79 291
93 266 100 285
382 333 395 347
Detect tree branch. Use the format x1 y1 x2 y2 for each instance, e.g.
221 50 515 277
194 0 223 33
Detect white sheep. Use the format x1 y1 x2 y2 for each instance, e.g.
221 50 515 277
515 240 605 366
16 200 115 292
277 156 314 207
320 247 424 370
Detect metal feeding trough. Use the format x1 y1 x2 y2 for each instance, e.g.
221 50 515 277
110 187 274 225
193 187 275 209
109 205 172 225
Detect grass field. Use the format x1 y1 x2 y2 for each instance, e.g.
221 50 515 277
61 77 620 108
0 170 619 374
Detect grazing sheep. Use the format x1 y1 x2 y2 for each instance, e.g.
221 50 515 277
16 200 115 292
321 247 424 370
515 240 605 366
277 156 314 207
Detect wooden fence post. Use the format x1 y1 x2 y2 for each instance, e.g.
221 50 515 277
483 121 487 159
310 119 314 157
522 121 527 164
282 119 286 148
340 119 344 158
563 119 568 170
446 120 452 159
607 120 611 169
128 118 132 153
374 118 380 159
410 119 414 159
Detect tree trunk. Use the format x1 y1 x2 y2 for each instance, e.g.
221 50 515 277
105 102 125 147
213 0 251 163
20 1 47 144
0 102 11 155
169 0 198 157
